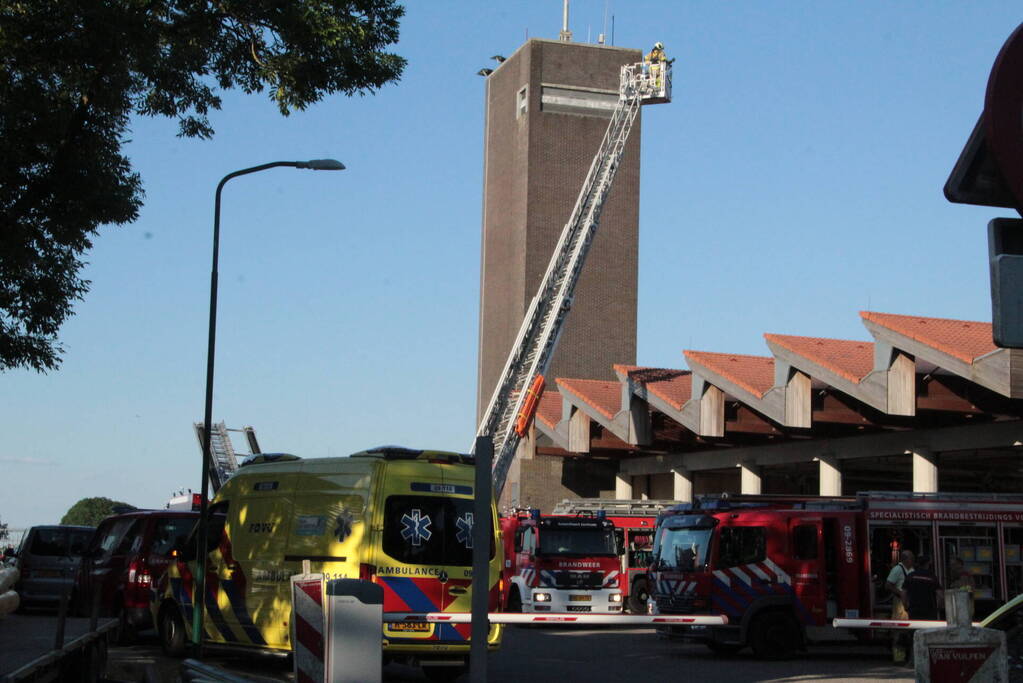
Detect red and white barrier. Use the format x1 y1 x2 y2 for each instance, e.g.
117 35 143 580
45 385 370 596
291 574 325 683
383 612 728 626
834 618 980 630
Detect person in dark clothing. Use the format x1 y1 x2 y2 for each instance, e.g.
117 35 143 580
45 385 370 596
903 555 943 620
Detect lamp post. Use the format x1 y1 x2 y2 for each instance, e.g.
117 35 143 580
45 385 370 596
192 159 345 654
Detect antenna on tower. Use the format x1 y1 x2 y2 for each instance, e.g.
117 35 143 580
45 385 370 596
559 0 572 42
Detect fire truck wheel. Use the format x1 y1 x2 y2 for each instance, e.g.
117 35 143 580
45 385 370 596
628 579 649 613
507 587 523 613
158 604 187 658
749 610 800 660
706 641 744 656
422 662 468 682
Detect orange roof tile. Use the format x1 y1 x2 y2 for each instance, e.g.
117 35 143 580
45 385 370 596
861 312 996 364
555 378 619 420
617 366 692 411
684 350 775 398
536 390 562 428
765 334 874 384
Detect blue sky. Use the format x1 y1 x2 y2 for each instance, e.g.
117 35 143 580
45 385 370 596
2 2 1021 533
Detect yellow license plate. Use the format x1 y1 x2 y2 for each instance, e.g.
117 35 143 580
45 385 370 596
388 622 432 632
569 595 592 602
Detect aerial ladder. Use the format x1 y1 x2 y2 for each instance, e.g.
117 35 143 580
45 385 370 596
476 59 672 496
193 421 261 492
551 498 675 517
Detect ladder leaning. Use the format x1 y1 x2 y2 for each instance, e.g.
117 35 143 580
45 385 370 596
476 60 672 497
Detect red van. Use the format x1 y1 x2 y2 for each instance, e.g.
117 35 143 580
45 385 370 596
77 510 198 639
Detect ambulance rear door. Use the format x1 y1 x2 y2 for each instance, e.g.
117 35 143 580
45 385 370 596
217 469 296 649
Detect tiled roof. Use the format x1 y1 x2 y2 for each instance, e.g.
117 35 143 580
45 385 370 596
555 378 619 420
615 364 691 411
684 351 775 398
536 390 562 428
765 334 874 384
861 312 996 364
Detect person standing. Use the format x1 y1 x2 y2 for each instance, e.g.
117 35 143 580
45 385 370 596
885 549 915 664
948 557 976 619
904 555 943 620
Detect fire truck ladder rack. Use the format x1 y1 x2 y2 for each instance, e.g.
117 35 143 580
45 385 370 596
476 60 671 496
552 498 676 516
193 422 261 492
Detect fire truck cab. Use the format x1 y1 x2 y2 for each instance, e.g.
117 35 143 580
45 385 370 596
501 510 623 614
552 499 669 612
649 491 1023 658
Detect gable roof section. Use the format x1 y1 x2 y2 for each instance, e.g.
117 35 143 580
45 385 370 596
765 334 874 384
684 351 775 399
614 364 692 410
555 378 619 420
536 390 562 429
861 312 996 364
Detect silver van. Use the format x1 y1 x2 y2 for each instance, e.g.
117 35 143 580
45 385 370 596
15 525 95 609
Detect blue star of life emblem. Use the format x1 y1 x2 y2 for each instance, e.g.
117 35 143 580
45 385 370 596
456 513 473 549
401 508 432 546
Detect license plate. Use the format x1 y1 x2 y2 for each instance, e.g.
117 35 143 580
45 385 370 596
569 595 591 602
388 622 431 632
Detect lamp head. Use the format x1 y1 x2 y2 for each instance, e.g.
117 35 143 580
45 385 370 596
296 159 346 171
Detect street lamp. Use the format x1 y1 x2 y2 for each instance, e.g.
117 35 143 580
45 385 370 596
192 159 345 653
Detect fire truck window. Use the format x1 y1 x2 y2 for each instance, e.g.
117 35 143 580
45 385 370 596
793 525 818 560
514 528 523 553
629 533 653 568
718 527 766 569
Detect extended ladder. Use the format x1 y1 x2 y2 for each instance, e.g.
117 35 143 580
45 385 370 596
477 60 672 496
193 422 261 492
552 498 675 517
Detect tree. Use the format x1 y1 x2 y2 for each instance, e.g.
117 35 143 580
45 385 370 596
0 1 406 372
61 497 137 526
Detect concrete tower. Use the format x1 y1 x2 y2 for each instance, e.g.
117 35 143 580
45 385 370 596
476 38 643 421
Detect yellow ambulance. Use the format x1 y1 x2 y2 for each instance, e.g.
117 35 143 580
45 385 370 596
152 447 503 679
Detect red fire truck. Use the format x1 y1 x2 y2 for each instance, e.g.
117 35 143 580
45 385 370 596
552 499 671 612
500 510 623 614
648 491 1023 658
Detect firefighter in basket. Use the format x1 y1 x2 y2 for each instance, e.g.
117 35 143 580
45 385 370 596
643 42 674 91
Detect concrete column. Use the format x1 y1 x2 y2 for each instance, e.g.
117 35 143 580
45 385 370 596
818 455 842 496
911 447 938 493
568 408 591 453
631 475 650 500
671 468 693 503
615 472 633 499
739 463 762 495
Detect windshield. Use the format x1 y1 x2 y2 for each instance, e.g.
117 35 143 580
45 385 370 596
655 527 713 571
30 527 94 557
538 528 617 557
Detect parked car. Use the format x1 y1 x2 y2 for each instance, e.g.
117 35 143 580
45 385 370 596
15 525 95 609
77 509 198 639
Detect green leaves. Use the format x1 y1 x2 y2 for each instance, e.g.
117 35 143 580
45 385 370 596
0 0 405 371
61 497 137 526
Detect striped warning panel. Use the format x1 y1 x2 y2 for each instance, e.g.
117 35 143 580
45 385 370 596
292 574 325 683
